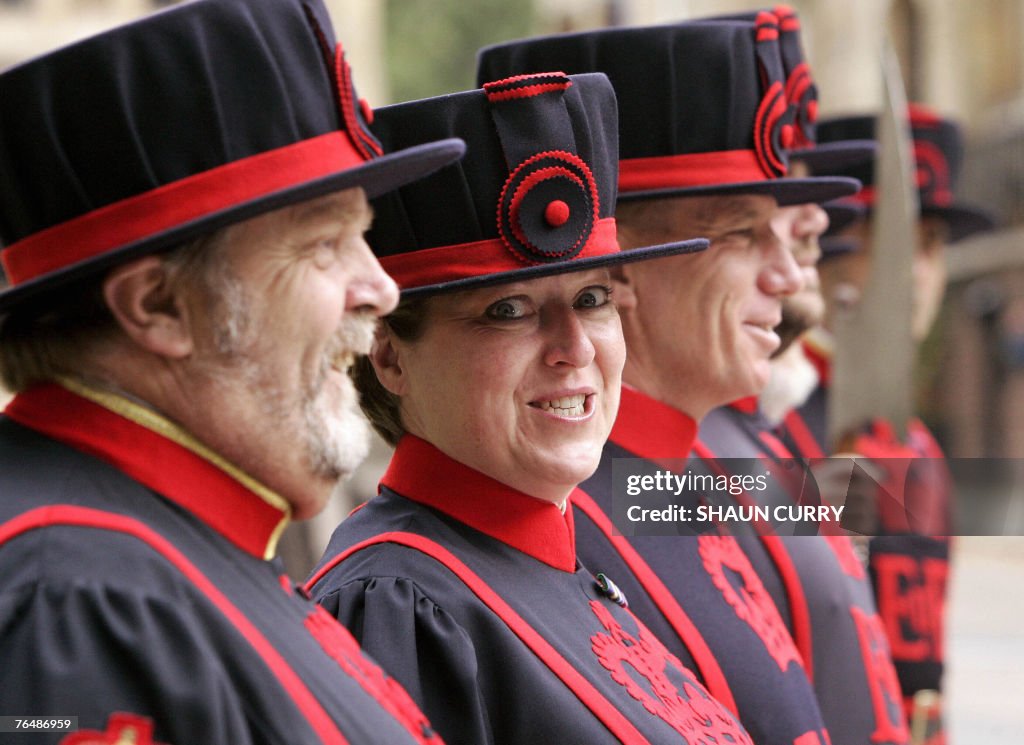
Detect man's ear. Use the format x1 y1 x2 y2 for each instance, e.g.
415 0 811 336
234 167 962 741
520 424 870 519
102 256 194 358
368 325 408 396
611 263 638 312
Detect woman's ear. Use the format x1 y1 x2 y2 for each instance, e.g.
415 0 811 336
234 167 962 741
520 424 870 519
611 264 638 312
102 256 194 359
368 325 408 396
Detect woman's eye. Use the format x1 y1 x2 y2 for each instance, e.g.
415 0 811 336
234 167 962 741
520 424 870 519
485 297 528 320
575 285 612 309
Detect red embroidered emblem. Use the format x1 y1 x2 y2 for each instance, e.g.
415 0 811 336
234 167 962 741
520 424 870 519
850 606 911 744
60 713 165 745
589 601 753 744
305 606 440 744
873 553 947 664
698 535 802 671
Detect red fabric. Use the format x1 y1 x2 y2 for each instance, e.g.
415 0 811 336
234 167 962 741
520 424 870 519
801 340 832 388
306 530 651 745
0 506 347 745
728 397 759 415
618 149 778 193
4 384 287 559
376 435 577 573
2 132 367 286
571 488 739 716
61 714 163 745
782 409 825 459
381 216 619 291
610 385 698 463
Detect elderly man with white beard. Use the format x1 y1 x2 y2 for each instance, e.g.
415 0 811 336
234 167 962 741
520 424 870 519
0 0 464 742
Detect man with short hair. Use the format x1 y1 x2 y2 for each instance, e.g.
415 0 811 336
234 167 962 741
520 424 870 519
0 0 462 742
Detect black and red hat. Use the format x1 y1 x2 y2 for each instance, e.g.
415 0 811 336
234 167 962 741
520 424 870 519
476 13 860 207
702 6 877 172
817 105 996 242
0 0 465 311
366 72 709 298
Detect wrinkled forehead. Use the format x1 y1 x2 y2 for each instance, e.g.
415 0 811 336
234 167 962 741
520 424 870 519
617 192 779 235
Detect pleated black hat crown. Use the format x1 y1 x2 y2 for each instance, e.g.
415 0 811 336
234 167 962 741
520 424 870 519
367 72 708 298
818 105 996 242
0 0 464 310
477 12 860 207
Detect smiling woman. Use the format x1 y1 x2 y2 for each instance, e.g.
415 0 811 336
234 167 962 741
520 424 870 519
305 73 758 745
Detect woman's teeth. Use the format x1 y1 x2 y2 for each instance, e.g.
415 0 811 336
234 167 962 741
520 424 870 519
536 394 586 417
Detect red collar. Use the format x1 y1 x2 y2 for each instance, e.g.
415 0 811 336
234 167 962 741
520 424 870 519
609 385 698 461
381 435 577 573
801 339 832 388
4 380 290 560
727 396 759 415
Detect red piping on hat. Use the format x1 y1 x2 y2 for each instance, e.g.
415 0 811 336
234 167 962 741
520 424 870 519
483 72 573 102
381 216 620 291
618 149 779 193
2 132 367 287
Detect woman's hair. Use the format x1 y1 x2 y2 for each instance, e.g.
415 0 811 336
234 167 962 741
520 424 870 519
352 295 433 446
0 230 226 393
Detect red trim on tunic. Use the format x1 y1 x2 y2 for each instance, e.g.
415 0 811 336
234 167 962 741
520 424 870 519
2 132 367 286
728 397 760 415
4 384 286 559
618 150 778 193
801 340 832 388
380 217 619 290
0 506 348 745
610 386 698 463
375 435 577 572
571 488 739 717
307 530 651 745
782 409 826 459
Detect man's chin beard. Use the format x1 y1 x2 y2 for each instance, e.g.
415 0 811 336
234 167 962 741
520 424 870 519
303 389 371 482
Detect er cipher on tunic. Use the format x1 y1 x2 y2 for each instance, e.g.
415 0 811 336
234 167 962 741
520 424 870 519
698 395 910 745
574 385 832 745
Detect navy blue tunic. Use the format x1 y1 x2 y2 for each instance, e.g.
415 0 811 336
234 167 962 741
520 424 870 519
309 434 753 745
781 342 950 736
699 398 910 745
0 382 440 745
574 386 832 745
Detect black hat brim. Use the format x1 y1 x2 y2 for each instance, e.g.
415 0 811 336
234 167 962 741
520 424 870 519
616 176 862 208
791 140 878 172
821 201 996 244
922 204 996 244
0 137 467 312
398 237 709 299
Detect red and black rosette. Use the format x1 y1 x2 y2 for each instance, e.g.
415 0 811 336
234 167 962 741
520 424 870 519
753 11 791 179
913 139 953 207
497 150 600 265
